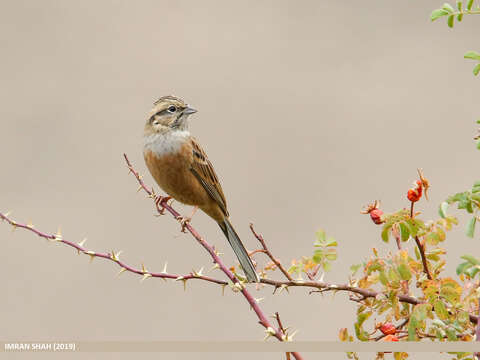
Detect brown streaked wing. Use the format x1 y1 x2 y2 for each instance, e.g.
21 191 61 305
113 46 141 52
189 137 229 217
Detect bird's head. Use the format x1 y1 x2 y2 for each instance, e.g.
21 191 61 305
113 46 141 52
145 95 197 134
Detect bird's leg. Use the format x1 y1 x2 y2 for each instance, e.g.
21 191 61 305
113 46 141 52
176 206 198 233
155 195 172 215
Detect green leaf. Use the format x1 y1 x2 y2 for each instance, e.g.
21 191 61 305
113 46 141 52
473 63 480 76
465 266 480 278
357 311 371 327
457 0 463 10
414 246 421 260
379 270 388 285
434 300 449 320
325 237 337 247
467 0 474 10
477 140 480 150
442 3 455 12
350 263 361 275
312 251 324 264
456 261 471 275
431 8 450 20
315 229 326 243
447 15 455 27
325 252 337 261
397 263 412 280
465 216 476 238
472 181 480 193
408 316 418 340
426 231 441 245
458 310 469 324
460 254 480 265
381 225 390 243
399 222 410 242
457 13 464 21
464 51 480 60
439 201 449 218
445 327 457 341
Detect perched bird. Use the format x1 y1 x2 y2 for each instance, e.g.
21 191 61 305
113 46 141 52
143 95 259 282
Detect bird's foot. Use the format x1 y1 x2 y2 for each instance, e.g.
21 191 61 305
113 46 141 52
155 196 172 215
176 215 191 233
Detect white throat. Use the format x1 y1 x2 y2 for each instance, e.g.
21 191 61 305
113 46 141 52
143 130 190 156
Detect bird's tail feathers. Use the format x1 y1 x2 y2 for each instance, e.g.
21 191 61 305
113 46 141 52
219 219 259 283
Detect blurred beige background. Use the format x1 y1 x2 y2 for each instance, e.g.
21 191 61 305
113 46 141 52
1 0 479 359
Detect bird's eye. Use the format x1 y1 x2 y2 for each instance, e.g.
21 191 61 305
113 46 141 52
167 105 177 113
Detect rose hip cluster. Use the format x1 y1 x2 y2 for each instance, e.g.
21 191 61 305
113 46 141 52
362 169 430 225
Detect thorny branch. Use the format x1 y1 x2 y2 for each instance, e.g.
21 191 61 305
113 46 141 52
0 211 228 286
250 223 293 281
275 312 292 360
410 201 433 280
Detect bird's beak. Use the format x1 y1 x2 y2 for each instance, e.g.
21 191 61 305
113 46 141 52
183 106 197 115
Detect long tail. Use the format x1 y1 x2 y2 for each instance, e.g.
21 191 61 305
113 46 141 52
219 219 260 283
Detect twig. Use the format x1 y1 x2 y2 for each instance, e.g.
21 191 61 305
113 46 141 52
260 278 478 325
275 312 291 360
123 154 303 360
410 201 432 280
250 223 293 281
0 212 228 286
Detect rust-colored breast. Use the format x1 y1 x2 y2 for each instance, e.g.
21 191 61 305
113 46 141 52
143 143 211 207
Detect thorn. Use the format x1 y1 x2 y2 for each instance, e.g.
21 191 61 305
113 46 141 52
55 226 62 239
161 261 168 273
136 185 143 193
192 267 204 277
77 238 87 254
279 284 289 294
231 281 244 292
263 327 277 341
141 263 148 273
182 279 187 291
117 267 127 276
27 220 34 228
254 297 264 304
141 273 152 282
210 263 220 272
286 329 298 341
11 223 17 232
110 250 123 261
221 284 226 296
4 211 11 218
84 251 95 262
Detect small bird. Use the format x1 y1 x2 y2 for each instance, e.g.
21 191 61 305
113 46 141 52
143 95 259 283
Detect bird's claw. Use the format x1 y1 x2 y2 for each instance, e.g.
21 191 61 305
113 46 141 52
176 216 191 233
155 196 172 215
